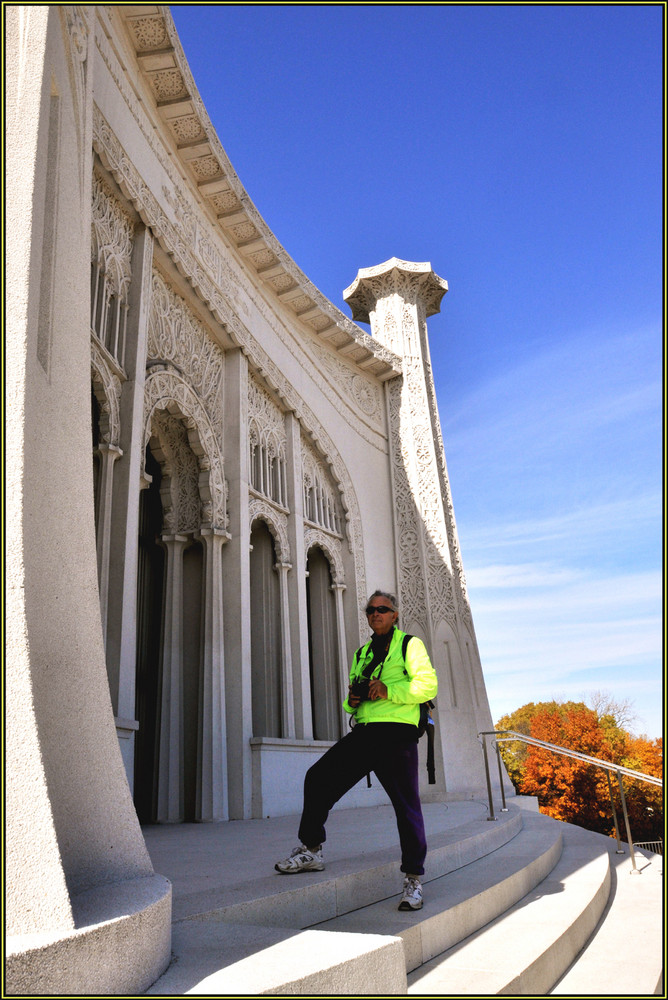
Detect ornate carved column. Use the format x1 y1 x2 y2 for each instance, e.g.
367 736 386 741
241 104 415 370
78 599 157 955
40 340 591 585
223 348 253 818
274 561 296 738
156 533 188 822
284 412 312 739
344 258 498 798
95 442 122 644
331 581 349 732
196 526 229 821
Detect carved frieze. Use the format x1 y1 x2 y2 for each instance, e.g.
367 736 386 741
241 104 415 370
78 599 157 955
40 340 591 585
148 271 225 425
310 344 383 426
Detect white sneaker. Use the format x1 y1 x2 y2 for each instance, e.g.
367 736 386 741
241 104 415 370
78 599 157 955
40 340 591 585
398 875 423 910
274 844 325 874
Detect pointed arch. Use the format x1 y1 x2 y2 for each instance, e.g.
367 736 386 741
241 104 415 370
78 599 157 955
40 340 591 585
249 497 290 563
143 367 227 530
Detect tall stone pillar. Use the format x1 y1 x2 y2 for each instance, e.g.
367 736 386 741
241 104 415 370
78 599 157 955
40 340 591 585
223 348 253 818
104 226 154 784
5 7 170 992
95 442 123 643
344 258 505 799
284 412 312 739
196 527 229 821
274 561 296 738
156 533 189 822
331 581 349 733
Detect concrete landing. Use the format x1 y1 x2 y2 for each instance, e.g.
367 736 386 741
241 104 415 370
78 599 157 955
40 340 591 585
143 800 499 925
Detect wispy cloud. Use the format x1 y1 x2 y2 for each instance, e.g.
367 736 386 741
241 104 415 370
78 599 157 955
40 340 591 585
466 560 662 736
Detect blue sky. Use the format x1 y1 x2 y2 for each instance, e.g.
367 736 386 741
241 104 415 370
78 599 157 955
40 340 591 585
170 4 663 739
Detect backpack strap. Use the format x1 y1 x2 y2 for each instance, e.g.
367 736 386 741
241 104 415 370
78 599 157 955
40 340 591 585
401 633 413 670
401 634 437 783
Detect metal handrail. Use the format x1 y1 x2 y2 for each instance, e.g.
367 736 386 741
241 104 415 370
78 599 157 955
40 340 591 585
478 729 663 873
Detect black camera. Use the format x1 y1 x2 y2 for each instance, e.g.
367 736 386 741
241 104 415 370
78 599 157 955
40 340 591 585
350 678 371 702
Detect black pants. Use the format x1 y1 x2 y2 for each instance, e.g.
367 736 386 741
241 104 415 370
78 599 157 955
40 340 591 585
297 722 427 876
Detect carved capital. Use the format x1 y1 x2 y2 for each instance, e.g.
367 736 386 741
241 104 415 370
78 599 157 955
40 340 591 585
344 258 447 355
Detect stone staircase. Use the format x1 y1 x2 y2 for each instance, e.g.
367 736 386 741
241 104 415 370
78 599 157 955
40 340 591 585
143 801 663 995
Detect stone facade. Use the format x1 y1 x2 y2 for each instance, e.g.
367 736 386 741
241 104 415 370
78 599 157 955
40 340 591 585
6 6 508 993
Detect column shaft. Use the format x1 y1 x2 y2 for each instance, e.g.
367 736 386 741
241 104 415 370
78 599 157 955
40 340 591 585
196 527 229 820
274 561 295 738
156 533 188 822
95 443 122 644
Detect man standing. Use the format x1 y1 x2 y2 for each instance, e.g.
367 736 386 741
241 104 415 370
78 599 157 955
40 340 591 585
275 590 437 911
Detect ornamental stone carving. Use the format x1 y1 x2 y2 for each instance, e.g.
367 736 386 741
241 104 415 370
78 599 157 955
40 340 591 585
304 527 344 585
150 410 202 535
169 115 206 146
91 338 122 447
125 14 169 52
149 68 187 103
93 108 368 634
148 271 224 424
310 343 383 426
91 169 135 303
63 6 89 175
143 368 228 531
302 435 343 537
249 498 290 563
248 373 288 509
345 260 460 636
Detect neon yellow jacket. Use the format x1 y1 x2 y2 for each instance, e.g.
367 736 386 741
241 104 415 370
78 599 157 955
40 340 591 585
343 627 438 726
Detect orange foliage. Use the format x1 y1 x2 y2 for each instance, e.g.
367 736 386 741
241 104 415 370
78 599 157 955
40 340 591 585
511 703 663 842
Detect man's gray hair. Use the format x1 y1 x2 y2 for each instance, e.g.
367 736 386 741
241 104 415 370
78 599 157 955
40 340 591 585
368 589 398 612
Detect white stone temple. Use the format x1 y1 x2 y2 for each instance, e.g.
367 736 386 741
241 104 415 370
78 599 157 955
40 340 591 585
6 6 511 993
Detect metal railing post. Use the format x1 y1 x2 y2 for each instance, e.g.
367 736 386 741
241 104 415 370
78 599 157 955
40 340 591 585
616 771 638 873
476 730 661 859
495 741 508 811
480 735 497 821
605 770 624 854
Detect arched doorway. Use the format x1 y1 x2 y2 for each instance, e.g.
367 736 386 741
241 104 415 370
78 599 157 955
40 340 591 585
134 411 205 823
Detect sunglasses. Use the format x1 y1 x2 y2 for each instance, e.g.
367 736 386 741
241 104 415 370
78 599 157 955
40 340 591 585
365 605 394 615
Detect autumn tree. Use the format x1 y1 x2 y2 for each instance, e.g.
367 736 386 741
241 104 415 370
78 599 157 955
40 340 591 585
495 700 663 843
618 734 663 843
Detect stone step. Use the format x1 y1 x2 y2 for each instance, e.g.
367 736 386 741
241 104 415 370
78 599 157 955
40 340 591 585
171 804 522 929
314 812 563 977
549 845 663 995
405 815 611 994
144 802 524 995
146 921 407 996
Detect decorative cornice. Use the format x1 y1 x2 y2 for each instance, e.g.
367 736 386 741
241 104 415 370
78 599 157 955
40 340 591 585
114 6 402 382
